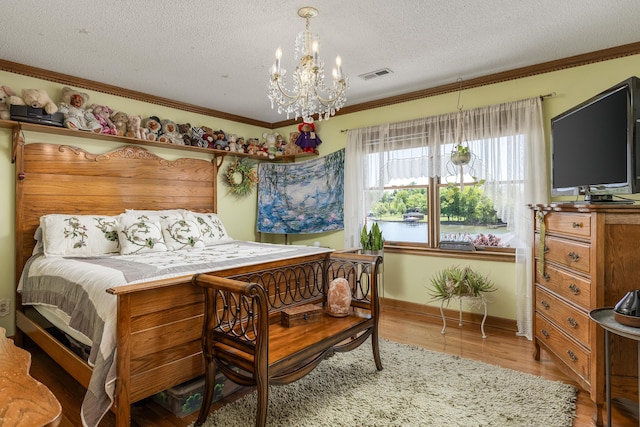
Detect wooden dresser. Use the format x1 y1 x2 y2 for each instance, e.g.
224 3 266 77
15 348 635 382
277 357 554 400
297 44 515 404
531 204 640 426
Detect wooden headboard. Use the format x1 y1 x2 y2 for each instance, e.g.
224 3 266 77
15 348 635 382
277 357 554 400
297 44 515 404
14 142 218 282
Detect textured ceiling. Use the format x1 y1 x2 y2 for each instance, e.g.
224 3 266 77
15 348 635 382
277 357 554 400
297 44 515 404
1 0 640 124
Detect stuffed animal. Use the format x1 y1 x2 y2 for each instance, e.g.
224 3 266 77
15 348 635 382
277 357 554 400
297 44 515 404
90 104 117 135
245 138 259 155
126 115 148 139
110 110 129 136
190 126 209 148
158 119 182 144
57 87 101 132
294 122 322 153
213 129 228 150
235 136 245 153
262 132 280 159
10 88 59 115
0 85 17 120
227 134 239 152
142 116 162 141
177 123 193 145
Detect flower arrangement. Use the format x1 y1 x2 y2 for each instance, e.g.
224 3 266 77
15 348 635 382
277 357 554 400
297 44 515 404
428 265 495 302
224 158 258 198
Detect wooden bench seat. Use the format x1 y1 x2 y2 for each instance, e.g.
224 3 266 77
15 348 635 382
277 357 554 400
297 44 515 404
193 251 383 427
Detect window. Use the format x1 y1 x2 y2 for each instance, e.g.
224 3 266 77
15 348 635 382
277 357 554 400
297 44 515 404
345 96 548 339
365 136 517 250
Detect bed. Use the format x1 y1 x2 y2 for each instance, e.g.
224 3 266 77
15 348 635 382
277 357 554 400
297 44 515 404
13 141 333 426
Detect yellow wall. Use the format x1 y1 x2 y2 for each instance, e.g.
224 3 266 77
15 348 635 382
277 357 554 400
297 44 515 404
2 54 640 335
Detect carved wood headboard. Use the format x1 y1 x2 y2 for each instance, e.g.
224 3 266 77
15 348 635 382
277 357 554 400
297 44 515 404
14 142 218 284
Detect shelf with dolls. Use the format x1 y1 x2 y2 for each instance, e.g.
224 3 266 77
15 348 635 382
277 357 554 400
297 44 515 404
0 118 317 164
0 85 317 164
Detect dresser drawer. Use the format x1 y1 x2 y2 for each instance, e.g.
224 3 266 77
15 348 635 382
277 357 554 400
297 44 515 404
536 314 590 383
536 212 592 239
535 262 591 308
535 286 590 347
536 235 591 274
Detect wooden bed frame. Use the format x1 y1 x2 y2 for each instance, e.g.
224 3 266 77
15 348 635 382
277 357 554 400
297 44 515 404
12 140 330 426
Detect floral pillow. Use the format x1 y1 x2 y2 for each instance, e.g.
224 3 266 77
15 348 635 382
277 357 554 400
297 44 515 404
160 218 205 251
124 209 183 221
181 210 233 246
40 214 121 257
117 214 168 255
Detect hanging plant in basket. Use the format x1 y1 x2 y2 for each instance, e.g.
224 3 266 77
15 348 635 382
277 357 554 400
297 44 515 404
224 158 258 198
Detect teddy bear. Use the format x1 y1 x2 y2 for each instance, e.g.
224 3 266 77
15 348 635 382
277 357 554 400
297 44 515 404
177 123 193 145
57 87 101 132
10 88 59 115
142 116 162 141
262 132 280 159
125 115 148 139
213 129 228 150
294 122 322 153
235 136 246 152
245 138 260 155
110 110 129 136
0 85 17 120
226 134 239 152
90 104 117 135
157 119 182 144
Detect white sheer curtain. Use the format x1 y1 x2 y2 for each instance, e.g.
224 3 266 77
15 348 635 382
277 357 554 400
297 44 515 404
344 97 548 338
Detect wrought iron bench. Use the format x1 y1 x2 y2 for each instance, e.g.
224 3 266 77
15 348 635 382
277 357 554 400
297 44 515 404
192 251 383 427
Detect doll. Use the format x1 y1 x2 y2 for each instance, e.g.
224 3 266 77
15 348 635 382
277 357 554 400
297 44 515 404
294 122 322 153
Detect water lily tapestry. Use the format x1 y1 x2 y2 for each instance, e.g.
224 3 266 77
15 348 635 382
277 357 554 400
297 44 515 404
257 149 344 234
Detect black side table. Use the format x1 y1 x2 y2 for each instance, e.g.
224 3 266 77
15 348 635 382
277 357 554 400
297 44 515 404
590 308 640 427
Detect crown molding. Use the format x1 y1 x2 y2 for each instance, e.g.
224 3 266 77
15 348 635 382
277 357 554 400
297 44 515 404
3 41 640 130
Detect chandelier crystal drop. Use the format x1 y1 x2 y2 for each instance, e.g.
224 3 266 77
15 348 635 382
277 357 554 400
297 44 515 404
268 6 348 123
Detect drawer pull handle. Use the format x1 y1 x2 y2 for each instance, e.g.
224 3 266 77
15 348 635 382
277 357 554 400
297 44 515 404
568 283 580 295
541 300 550 309
567 317 579 328
543 272 550 281
572 222 582 229
567 251 580 262
566 349 578 362
543 245 549 253
541 329 550 338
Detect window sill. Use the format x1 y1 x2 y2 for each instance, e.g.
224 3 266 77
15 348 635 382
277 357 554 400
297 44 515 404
383 243 515 263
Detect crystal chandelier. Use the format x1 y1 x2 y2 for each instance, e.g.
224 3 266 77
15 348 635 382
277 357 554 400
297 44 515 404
268 6 348 122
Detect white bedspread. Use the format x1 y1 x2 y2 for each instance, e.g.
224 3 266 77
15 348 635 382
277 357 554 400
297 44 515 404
18 241 332 427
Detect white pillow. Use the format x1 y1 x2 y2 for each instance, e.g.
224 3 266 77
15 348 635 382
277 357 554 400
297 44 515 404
117 214 168 255
160 218 205 251
181 210 233 246
40 214 120 257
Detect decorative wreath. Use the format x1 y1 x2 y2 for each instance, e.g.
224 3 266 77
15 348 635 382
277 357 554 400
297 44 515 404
223 158 258 197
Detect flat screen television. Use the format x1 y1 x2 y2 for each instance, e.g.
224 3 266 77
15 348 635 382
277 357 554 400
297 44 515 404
551 76 640 203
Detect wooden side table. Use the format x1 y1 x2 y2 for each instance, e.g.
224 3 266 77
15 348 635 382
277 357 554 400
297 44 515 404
0 326 62 426
590 308 640 427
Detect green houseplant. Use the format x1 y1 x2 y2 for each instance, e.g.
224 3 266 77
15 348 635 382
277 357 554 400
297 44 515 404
360 223 384 253
428 265 495 302
450 144 471 166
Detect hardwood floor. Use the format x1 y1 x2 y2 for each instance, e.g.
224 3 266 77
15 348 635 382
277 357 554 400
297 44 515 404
23 306 637 426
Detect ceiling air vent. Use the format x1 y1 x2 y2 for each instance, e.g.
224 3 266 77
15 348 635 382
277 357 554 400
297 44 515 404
359 68 393 81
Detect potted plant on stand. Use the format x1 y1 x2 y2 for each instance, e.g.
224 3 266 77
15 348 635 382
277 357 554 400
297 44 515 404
428 265 495 338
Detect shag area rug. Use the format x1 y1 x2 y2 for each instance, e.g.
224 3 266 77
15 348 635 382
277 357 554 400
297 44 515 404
193 339 576 427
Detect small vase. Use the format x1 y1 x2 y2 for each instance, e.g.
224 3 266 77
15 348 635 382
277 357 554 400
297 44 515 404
327 278 352 317
615 290 640 317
